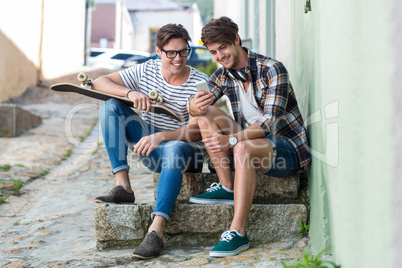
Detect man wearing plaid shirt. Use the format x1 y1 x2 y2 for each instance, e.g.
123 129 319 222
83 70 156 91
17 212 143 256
189 16 311 257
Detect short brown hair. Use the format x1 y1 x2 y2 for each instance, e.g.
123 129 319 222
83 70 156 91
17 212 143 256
201 16 241 48
156 24 191 49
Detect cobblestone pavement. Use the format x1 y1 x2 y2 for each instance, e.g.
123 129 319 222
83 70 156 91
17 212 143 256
0 71 309 267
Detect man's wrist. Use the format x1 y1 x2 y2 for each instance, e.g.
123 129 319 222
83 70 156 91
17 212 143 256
188 96 196 116
126 89 135 98
155 132 165 142
228 135 238 146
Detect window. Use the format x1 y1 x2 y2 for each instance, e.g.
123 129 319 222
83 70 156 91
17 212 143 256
192 48 212 61
90 51 104 57
111 53 136 60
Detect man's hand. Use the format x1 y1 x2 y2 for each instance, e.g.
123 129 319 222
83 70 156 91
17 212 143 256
127 91 156 113
203 132 231 153
190 91 214 116
133 133 163 156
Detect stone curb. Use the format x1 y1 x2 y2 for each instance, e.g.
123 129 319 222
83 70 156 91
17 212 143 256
94 203 307 249
153 172 301 203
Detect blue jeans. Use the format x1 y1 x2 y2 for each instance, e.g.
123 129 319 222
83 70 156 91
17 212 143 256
100 99 204 221
262 135 301 177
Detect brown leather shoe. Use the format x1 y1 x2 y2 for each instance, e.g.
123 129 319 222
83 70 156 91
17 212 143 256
132 231 164 259
95 186 135 204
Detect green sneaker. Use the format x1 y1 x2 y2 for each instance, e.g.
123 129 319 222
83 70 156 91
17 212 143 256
209 230 250 257
189 182 234 205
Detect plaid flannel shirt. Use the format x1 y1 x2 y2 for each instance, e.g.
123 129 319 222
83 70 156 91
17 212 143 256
209 48 311 167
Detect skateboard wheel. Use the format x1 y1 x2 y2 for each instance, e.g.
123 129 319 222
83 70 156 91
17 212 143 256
149 89 159 100
156 95 163 104
77 72 88 82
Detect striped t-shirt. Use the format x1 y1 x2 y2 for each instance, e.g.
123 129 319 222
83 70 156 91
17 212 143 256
119 59 208 131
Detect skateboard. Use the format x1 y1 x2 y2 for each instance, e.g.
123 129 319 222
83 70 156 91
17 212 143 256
50 73 183 122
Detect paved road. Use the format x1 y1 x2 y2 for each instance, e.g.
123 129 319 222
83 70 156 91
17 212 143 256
0 73 308 267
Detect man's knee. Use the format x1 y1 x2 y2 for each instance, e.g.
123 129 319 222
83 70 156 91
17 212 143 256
196 106 231 128
162 141 186 157
232 141 252 157
160 141 188 170
101 98 120 112
232 141 266 162
233 140 273 171
233 140 273 157
100 99 127 122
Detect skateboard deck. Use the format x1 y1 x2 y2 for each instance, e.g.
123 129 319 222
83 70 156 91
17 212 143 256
50 83 183 122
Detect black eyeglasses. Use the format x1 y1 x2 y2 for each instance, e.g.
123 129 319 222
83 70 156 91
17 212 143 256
160 48 191 59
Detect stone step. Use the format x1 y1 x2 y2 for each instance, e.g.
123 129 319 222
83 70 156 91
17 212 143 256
94 203 307 250
153 172 301 203
0 104 42 137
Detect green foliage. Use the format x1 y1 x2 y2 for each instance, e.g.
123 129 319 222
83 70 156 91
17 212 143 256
62 149 73 161
298 220 310 237
38 169 49 179
282 248 341 268
86 123 96 137
302 197 311 221
0 164 11 172
194 61 218 77
298 197 311 237
11 179 23 191
0 196 6 204
80 122 96 142
1 130 11 137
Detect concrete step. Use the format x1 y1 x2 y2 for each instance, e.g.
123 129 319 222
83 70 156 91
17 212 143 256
153 172 301 203
94 203 307 250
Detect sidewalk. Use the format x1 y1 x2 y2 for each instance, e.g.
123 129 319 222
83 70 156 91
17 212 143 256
0 71 308 267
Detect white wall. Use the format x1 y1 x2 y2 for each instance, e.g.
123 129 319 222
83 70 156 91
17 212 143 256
0 0 86 101
131 9 201 53
0 0 43 67
0 0 40 102
214 0 244 34
41 0 86 78
393 0 402 266
115 0 135 49
191 3 203 45
0 0 87 81
317 1 394 266
213 0 275 56
275 0 292 71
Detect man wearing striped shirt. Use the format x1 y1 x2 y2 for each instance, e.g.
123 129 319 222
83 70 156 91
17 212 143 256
92 24 208 259
189 17 311 257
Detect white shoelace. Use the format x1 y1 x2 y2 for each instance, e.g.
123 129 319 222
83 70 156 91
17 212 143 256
206 182 221 192
220 230 235 242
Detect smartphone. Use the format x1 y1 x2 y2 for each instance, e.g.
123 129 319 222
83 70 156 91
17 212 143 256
195 80 210 93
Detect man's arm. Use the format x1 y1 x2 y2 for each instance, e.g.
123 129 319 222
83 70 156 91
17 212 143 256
232 123 266 142
92 72 154 112
92 72 129 97
164 125 200 142
188 90 215 116
133 120 201 156
202 123 266 153
256 62 290 135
